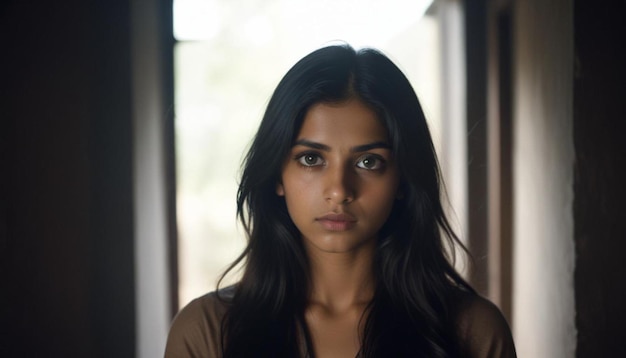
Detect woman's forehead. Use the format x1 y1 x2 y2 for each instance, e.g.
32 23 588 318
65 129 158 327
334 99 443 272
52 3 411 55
296 100 389 145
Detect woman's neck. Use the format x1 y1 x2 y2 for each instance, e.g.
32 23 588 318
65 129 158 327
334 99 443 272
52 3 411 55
303 241 376 358
305 241 376 313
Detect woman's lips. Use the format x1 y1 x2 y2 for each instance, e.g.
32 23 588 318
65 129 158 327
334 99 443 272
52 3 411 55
315 213 357 231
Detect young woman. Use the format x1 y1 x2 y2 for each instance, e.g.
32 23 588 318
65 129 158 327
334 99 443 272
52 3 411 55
165 44 516 357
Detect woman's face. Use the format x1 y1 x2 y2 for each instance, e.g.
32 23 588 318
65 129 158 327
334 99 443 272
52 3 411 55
277 99 400 255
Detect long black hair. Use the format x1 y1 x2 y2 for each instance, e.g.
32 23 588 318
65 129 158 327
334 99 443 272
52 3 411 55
218 44 474 357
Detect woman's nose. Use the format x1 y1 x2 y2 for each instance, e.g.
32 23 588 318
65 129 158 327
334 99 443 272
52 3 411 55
324 164 355 204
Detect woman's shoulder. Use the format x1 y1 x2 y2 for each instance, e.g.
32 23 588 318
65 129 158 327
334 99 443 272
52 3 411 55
164 286 234 358
454 291 517 358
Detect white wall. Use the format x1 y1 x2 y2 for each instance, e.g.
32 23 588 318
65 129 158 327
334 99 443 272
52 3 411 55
438 0 469 272
132 1 172 357
512 0 576 357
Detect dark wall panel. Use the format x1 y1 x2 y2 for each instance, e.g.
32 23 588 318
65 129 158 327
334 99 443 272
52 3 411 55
574 0 626 356
1 1 136 356
465 0 490 295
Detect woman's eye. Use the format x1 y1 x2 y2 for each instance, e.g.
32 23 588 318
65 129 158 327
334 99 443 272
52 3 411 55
356 155 384 170
297 153 323 167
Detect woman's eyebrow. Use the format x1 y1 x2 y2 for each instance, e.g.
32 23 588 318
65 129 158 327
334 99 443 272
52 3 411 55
351 141 391 152
292 139 330 151
292 139 390 152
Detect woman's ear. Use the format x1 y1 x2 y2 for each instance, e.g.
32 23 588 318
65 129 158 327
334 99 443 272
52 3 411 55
276 182 285 196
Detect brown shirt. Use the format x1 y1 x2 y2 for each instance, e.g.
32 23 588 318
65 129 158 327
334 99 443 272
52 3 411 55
164 291 516 358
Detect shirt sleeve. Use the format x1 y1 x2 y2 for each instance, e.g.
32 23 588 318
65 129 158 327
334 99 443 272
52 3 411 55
164 293 225 358
456 294 517 358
